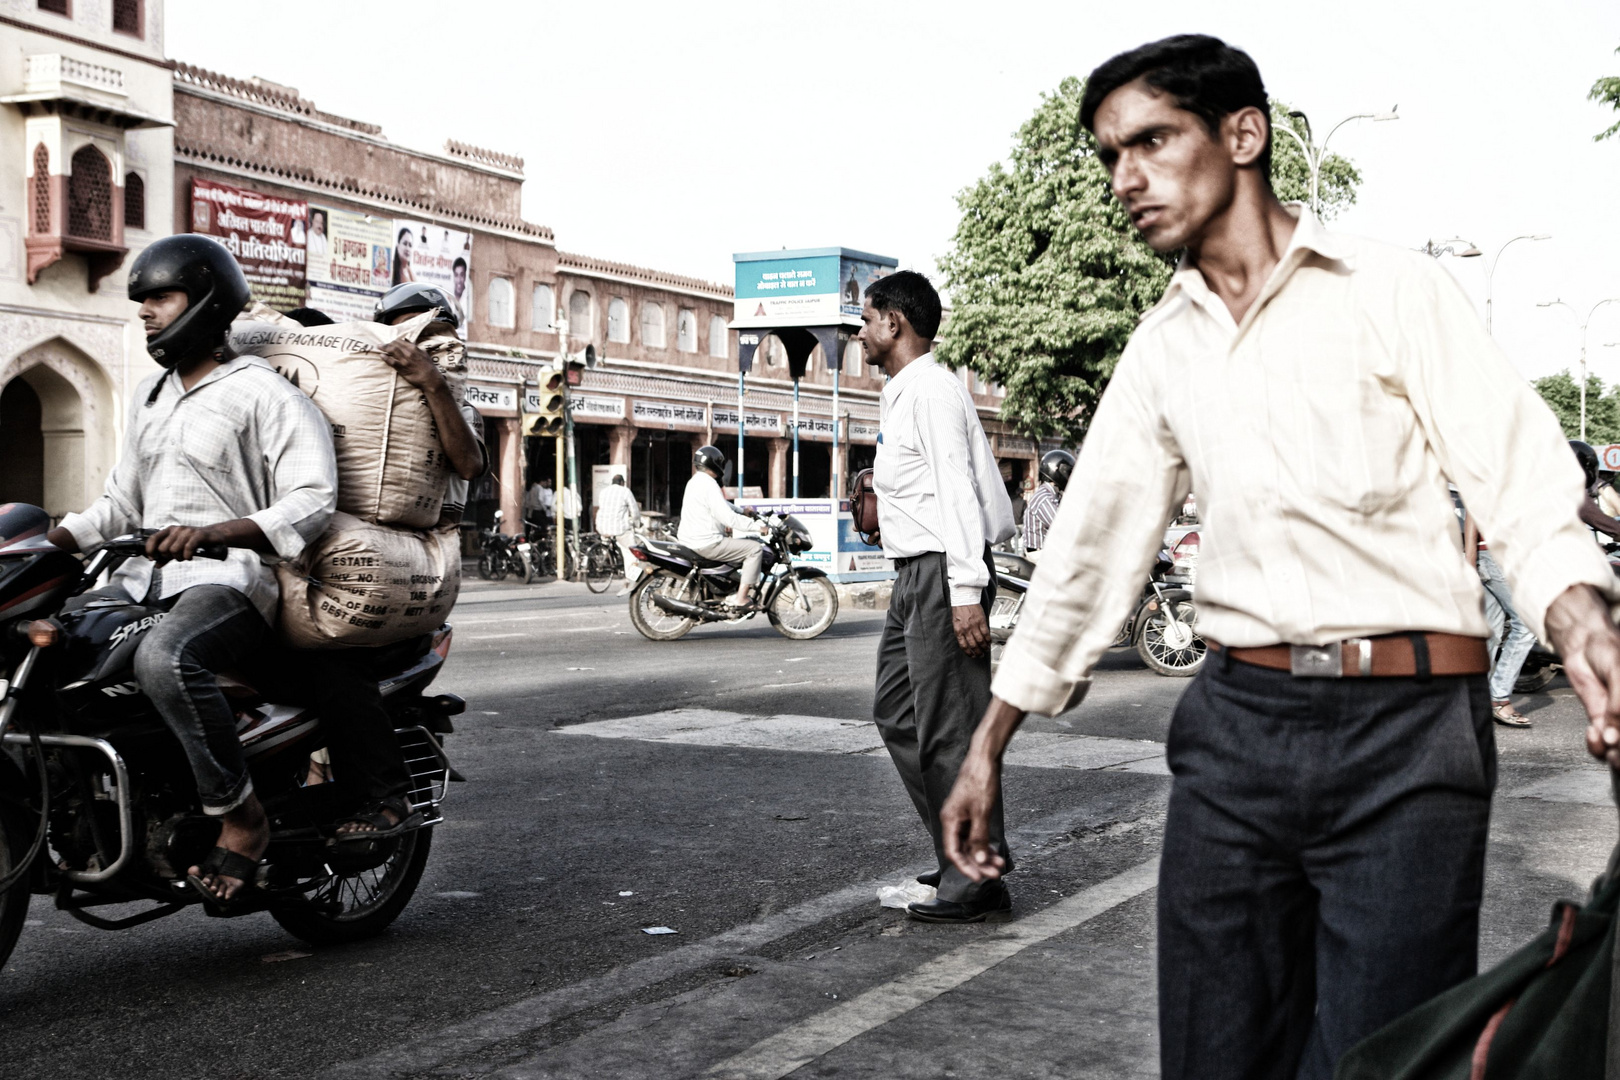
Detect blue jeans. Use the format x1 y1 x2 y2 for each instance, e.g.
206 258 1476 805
1477 550 1535 701
133 585 267 815
1158 654 1494 1080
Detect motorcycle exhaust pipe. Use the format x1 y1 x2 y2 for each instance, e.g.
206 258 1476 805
650 592 729 623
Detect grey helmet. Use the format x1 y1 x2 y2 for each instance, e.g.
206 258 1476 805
374 281 460 329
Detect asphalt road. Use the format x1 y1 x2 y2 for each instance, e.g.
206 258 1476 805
1 578 1615 1079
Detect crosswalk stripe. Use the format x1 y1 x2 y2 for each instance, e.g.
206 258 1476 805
559 709 1169 774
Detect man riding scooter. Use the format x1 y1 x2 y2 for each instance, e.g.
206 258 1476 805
44 234 338 907
678 445 769 611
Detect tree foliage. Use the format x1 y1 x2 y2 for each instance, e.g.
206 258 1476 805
1532 370 1620 443
1592 46 1620 142
937 79 1361 443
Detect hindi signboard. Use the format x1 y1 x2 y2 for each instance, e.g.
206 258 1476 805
189 178 307 311
392 220 474 335
304 204 394 322
731 247 897 329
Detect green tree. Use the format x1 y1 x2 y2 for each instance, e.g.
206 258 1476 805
1591 46 1620 141
1532 370 1620 443
937 80 1360 443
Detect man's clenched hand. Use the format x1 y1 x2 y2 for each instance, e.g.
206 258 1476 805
953 603 990 657
1545 583 1620 769
379 339 444 391
941 697 1027 880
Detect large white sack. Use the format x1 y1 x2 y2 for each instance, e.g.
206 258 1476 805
229 310 467 528
277 512 460 648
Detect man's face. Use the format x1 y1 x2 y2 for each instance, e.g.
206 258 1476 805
453 264 467 293
311 214 326 238
1093 79 1242 253
138 289 189 338
857 303 899 371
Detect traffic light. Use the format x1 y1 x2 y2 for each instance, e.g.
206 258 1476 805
523 367 566 436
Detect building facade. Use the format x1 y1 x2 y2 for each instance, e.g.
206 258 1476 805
0 0 173 520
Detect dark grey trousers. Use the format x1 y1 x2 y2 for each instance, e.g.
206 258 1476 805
1159 652 1495 1080
873 548 1007 902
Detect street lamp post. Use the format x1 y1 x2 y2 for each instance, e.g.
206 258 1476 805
1484 234 1552 335
1537 298 1620 441
1273 107 1398 216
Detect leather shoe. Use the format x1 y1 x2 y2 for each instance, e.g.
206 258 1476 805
907 884 1011 924
916 870 941 888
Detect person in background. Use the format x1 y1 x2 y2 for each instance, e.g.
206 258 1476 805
1462 510 1535 728
1023 449 1075 557
678 445 768 610
1599 470 1620 519
1573 440 1620 543
595 474 643 596
525 477 555 527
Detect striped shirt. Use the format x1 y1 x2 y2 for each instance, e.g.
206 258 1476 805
1023 482 1061 551
60 356 337 624
595 483 641 538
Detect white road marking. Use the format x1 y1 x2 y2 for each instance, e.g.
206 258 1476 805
462 632 529 640
560 709 1167 772
704 857 1161 1080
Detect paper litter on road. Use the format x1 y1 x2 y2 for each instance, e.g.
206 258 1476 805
260 950 312 963
877 880 937 909
618 891 634 897
641 926 678 935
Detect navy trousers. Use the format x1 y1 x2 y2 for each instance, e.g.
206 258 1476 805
1158 653 1495 1080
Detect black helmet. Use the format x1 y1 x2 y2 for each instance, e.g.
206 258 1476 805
1571 440 1601 490
694 445 727 477
128 234 251 368
1039 449 1076 491
374 282 460 329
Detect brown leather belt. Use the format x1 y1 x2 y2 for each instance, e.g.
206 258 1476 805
1209 633 1490 678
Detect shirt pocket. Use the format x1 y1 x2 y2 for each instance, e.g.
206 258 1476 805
177 400 247 475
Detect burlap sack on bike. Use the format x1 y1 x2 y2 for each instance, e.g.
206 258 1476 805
1335 779 1620 1080
277 512 461 648
228 310 467 529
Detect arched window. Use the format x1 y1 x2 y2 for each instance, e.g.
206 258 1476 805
531 283 555 330
568 289 592 338
123 171 145 230
709 315 729 358
68 145 112 241
487 276 514 328
31 145 50 235
676 309 697 352
843 338 863 378
640 302 665 348
607 297 629 343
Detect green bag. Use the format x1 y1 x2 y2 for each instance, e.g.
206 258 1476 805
1335 852 1618 1079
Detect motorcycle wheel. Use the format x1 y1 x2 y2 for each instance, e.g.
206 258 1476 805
0 802 31 973
516 550 534 585
584 543 614 594
767 573 839 640
1136 598 1206 677
1515 663 1558 694
272 826 433 946
628 571 696 641
477 550 498 581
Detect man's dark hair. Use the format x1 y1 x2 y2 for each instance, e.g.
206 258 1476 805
1079 34 1272 176
865 270 942 341
453 257 467 272
284 306 335 327
612 474 625 485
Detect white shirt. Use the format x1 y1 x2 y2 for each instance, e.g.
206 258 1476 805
678 470 753 545
994 206 1619 718
595 483 641 537
874 353 1015 605
60 356 338 624
526 484 554 514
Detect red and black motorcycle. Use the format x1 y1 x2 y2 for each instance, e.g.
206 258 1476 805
0 502 464 973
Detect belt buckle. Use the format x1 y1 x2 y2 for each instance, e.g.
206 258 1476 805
1290 644 1343 678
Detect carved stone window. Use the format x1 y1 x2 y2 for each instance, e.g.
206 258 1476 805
31 145 50 235
123 171 144 229
67 145 112 241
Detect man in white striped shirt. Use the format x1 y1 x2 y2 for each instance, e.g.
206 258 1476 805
594 473 643 596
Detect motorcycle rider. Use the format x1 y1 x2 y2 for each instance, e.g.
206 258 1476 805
1573 440 1620 543
44 234 338 906
1023 449 1074 557
595 473 644 596
678 445 768 610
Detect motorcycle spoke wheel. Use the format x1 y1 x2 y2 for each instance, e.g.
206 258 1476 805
271 827 432 946
0 803 30 973
628 571 695 640
1136 600 1206 676
477 552 498 580
768 575 839 640
584 544 614 593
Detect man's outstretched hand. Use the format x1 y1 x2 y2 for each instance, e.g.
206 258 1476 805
941 697 1027 881
1545 583 1620 769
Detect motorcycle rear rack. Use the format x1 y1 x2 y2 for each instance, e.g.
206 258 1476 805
2 732 133 885
398 725 450 823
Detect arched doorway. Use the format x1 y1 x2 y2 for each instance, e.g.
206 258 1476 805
0 378 46 507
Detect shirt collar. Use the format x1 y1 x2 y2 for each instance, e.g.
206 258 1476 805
882 351 936 398
1160 203 1353 312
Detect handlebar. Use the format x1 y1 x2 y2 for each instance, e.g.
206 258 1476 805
99 533 229 560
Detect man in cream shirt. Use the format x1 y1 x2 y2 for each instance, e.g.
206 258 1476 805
862 270 1016 924
939 36 1620 1080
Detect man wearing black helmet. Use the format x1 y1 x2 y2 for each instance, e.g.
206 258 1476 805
45 234 338 907
1023 449 1074 556
1572 440 1620 543
679 445 768 610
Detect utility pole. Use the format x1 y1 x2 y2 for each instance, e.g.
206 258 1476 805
1538 297 1620 441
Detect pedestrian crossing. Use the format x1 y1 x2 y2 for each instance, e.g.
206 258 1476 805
558 708 1170 775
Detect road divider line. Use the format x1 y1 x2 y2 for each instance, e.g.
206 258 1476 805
704 857 1161 1080
325 792 1166 1080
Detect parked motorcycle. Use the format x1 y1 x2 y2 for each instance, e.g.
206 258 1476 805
989 530 1205 677
0 504 465 972
477 510 533 583
626 513 839 641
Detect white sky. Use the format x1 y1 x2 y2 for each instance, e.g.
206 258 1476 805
169 0 1620 382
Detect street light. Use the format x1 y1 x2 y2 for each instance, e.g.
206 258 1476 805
1537 297 1620 441
1274 106 1399 215
1485 234 1552 334
1421 237 1483 259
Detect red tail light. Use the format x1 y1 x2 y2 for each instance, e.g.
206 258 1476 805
432 626 453 659
1171 531 1200 569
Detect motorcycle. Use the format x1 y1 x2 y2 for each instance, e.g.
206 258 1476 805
626 512 839 641
477 509 533 583
989 529 1205 677
1511 536 1620 693
0 505 465 973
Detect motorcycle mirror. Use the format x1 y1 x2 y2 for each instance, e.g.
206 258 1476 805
494 509 504 521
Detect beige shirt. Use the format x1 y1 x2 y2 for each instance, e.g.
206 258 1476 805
994 207 1618 717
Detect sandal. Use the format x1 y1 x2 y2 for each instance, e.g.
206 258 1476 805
1492 701 1532 728
186 845 267 910
331 796 422 847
